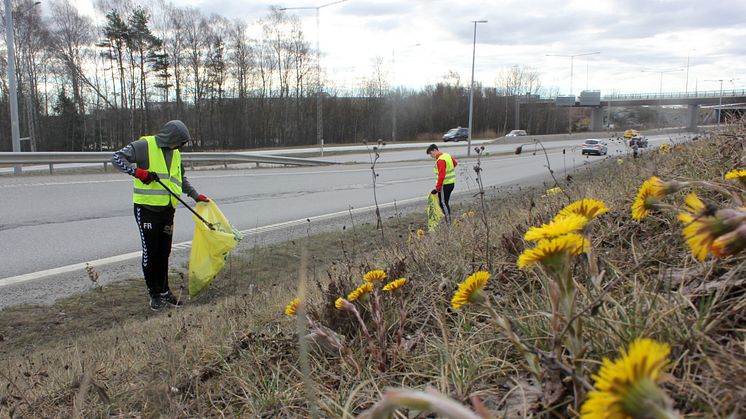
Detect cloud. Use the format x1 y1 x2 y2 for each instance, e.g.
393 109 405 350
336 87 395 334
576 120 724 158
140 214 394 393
84 0 746 93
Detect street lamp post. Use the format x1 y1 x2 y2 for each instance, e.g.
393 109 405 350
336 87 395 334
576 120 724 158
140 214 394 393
546 51 600 134
391 43 420 142
685 49 695 95
280 0 347 157
5 0 41 174
643 68 683 129
5 0 21 174
467 19 487 157
546 51 600 97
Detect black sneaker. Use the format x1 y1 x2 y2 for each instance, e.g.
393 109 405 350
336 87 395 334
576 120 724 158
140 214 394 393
160 291 183 307
149 296 165 312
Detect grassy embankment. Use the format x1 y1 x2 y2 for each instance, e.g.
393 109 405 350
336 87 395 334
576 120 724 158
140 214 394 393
0 124 744 418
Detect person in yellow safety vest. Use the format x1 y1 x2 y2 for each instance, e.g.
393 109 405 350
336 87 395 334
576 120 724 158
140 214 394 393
112 120 210 312
426 144 458 224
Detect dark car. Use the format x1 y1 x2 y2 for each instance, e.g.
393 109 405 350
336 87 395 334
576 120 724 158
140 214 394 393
442 127 469 142
629 136 648 148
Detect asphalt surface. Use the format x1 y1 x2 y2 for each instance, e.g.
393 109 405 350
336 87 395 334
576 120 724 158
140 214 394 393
0 133 692 308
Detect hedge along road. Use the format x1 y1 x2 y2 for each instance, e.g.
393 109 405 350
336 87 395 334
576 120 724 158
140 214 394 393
0 133 689 308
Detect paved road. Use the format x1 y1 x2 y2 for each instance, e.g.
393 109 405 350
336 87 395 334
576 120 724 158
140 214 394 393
0 133 690 308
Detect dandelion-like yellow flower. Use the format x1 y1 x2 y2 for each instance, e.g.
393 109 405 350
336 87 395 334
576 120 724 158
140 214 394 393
524 214 589 241
285 297 301 316
347 282 373 302
711 224 746 258
383 278 407 292
581 338 672 419
451 271 491 310
545 187 562 196
679 191 706 216
334 297 346 310
555 198 609 221
724 168 746 182
517 233 589 270
363 270 387 282
659 143 671 156
416 229 425 239
631 176 667 221
678 193 717 261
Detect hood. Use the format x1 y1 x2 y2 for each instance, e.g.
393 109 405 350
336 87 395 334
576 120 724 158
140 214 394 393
155 120 191 148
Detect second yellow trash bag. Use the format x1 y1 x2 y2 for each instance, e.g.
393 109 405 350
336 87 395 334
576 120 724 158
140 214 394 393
188 200 242 297
427 193 444 232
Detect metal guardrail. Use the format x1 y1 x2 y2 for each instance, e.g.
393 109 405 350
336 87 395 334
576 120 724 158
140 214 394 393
0 151 336 172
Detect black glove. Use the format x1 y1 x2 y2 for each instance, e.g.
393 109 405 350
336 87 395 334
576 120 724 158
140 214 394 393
135 168 159 185
147 171 159 184
431 189 439 195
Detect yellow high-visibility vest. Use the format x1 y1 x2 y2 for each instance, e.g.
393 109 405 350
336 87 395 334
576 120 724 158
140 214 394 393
433 152 456 185
133 136 182 207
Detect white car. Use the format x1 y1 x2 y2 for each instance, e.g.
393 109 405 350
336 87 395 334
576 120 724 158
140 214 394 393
506 130 527 137
581 139 608 156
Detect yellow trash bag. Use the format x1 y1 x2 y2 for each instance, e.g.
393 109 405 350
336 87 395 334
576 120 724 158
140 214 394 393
427 193 444 232
188 200 242 297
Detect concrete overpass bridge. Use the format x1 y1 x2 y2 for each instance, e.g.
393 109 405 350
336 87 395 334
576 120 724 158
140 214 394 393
601 89 746 130
517 89 746 131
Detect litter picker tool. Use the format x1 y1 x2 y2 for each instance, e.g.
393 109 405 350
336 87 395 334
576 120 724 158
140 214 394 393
154 176 215 230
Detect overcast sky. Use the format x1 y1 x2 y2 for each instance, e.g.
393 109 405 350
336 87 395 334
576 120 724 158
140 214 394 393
78 0 746 96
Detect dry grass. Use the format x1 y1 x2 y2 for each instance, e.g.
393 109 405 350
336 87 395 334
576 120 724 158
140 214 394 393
1 124 745 418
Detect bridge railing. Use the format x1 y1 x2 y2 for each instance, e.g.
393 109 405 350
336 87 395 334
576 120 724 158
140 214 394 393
602 89 746 101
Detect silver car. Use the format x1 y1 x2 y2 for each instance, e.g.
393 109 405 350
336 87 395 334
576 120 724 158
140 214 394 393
506 129 527 137
581 139 608 155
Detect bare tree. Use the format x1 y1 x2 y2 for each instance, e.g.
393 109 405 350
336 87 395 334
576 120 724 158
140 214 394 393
496 65 542 96
182 7 208 147
46 0 94 116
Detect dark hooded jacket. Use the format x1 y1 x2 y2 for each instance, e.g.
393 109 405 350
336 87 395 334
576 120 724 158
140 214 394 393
111 120 200 209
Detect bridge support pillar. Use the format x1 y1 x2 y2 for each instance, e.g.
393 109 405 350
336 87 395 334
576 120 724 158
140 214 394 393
590 107 604 131
686 104 699 131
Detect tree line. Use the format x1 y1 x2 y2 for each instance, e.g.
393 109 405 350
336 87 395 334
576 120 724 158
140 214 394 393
0 0 569 152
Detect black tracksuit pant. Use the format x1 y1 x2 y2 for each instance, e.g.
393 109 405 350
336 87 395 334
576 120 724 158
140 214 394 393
438 183 455 224
134 204 175 297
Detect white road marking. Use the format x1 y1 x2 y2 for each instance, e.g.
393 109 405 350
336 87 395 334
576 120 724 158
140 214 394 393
0 196 421 287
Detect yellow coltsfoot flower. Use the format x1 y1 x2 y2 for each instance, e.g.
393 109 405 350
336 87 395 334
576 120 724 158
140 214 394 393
524 214 589 241
678 191 707 216
711 224 746 258
581 338 675 419
285 297 301 316
451 271 491 310
363 270 387 283
334 297 349 311
517 233 589 270
677 193 742 261
724 168 746 183
544 186 562 196
555 198 609 221
347 282 373 302
383 278 407 292
631 176 668 220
